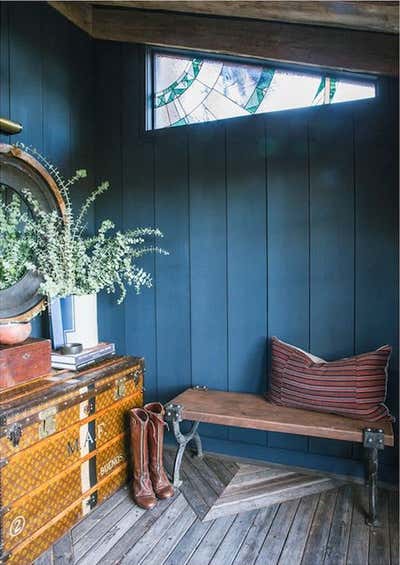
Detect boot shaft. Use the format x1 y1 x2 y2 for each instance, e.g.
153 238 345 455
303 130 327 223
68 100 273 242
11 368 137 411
130 408 150 479
129 407 157 509
144 402 174 499
145 402 166 469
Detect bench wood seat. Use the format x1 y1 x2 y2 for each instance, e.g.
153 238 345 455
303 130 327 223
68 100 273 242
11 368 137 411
169 389 394 446
166 388 394 526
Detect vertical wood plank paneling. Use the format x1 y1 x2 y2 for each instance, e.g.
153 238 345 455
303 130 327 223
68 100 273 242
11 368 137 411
0 2 10 145
354 101 398 388
308 105 354 459
8 2 42 150
1 14 397 481
189 123 228 439
94 41 125 353
8 2 44 337
41 4 71 173
266 111 310 452
354 95 399 473
1 3 95 339
154 129 191 403
40 4 71 343
226 117 267 446
122 44 158 399
69 24 95 232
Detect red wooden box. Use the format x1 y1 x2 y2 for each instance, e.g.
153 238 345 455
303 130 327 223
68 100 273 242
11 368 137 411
0 338 51 390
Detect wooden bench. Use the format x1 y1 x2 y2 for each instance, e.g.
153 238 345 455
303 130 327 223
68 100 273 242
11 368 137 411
165 387 394 526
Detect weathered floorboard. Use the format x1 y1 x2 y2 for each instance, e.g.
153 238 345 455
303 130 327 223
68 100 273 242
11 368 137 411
388 491 399 565
163 517 215 565
164 450 212 518
204 455 238 485
53 533 74 565
209 510 258 565
185 515 237 565
119 494 189 564
76 501 146 564
97 492 179 565
324 485 353 565
346 485 370 565
369 489 391 565
301 489 338 565
277 495 319 565
34 455 397 565
71 487 129 544
207 473 339 520
34 548 53 565
127 504 197 565
254 500 300 565
231 506 280 565
74 495 137 562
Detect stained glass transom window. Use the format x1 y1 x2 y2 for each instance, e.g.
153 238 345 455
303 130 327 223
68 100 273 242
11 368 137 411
152 53 376 130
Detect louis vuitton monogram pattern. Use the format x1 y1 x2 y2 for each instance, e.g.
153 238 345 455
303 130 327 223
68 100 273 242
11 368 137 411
2 420 86 506
95 394 141 448
96 373 143 412
8 503 82 565
0 403 81 459
7 464 128 565
0 357 141 429
0 357 141 563
2 435 127 553
1 394 140 506
3 467 82 553
0 363 143 459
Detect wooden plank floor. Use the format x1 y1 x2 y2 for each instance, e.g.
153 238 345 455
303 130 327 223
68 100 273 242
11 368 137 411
34 453 398 565
163 450 343 521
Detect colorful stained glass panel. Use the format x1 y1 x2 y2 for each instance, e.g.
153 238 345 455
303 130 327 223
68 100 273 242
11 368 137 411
153 53 376 130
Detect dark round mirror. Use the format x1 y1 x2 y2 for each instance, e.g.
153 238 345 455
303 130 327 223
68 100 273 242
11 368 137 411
0 183 34 289
0 144 64 321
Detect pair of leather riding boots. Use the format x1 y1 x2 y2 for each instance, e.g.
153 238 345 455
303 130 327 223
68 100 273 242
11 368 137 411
130 402 174 510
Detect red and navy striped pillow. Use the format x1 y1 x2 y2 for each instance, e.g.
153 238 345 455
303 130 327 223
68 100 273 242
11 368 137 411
268 337 393 422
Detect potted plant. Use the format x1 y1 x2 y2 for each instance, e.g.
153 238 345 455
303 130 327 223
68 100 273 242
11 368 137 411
1 144 167 350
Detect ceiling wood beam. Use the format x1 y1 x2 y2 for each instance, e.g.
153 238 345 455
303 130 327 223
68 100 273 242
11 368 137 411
48 1 93 35
90 1 400 34
92 7 398 76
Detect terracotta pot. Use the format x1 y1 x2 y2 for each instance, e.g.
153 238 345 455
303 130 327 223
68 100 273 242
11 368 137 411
0 322 32 345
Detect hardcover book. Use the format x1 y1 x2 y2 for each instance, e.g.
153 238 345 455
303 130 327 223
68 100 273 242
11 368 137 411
51 342 115 370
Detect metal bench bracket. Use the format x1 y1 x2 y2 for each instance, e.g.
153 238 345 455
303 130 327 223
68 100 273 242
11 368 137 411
165 403 203 487
363 427 384 527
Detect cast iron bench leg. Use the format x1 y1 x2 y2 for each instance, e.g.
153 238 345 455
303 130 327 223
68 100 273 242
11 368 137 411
165 403 203 488
363 427 385 527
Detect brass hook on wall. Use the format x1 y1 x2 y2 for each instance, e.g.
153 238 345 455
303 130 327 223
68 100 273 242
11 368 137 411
0 117 23 135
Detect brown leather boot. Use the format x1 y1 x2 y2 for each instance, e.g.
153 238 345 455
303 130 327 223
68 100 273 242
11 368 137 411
129 408 157 510
145 402 174 500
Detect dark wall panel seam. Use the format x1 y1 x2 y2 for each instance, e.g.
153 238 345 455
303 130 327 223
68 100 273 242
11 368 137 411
264 117 269 449
187 127 193 388
224 125 229 393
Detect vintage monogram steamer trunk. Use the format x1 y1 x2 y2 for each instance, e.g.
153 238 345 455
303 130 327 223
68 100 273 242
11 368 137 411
0 355 143 564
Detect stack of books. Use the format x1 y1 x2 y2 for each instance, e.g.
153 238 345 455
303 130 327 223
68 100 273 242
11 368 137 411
51 342 115 371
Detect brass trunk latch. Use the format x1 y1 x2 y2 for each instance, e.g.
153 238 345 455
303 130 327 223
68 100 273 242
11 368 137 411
38 407 57 439
114 378 127 400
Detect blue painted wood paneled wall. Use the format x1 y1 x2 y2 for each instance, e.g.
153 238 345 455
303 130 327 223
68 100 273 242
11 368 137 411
0 1 95 336
95 43 398 482
1 2 397 483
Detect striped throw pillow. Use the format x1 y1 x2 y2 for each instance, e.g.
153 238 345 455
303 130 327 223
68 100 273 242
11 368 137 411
268 337 393 422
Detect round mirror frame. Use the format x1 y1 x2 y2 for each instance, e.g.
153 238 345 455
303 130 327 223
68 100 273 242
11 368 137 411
0 144 65 322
